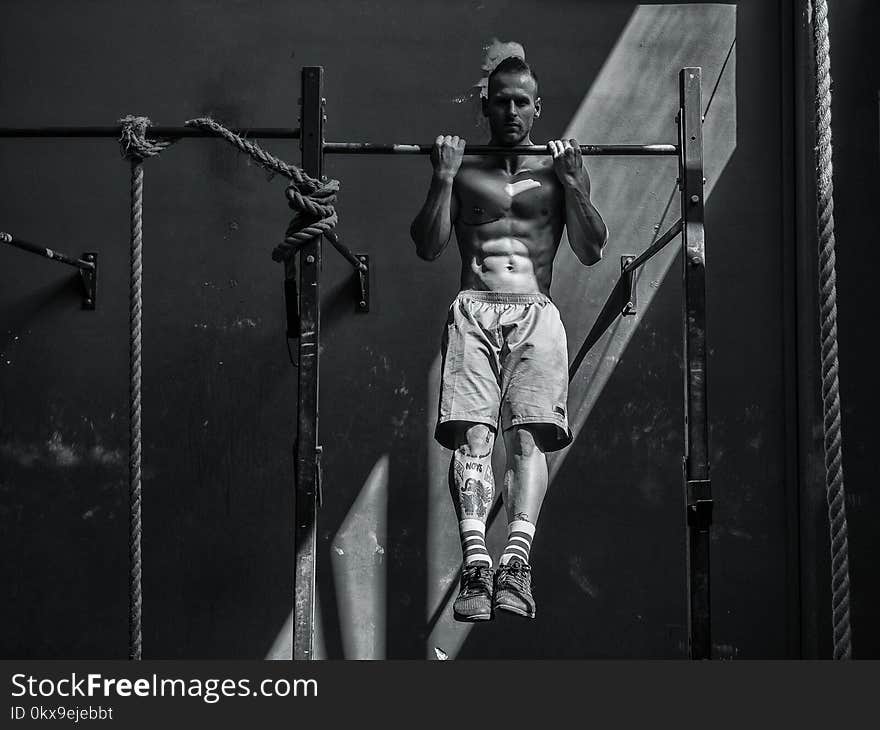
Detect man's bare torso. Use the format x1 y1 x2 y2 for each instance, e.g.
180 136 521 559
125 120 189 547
453 155 566 295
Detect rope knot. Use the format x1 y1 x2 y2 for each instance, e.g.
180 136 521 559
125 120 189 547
182 117 340 262
118 116 173 161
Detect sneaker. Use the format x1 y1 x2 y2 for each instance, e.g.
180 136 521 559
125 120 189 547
493 558 536 618
453 563 495 622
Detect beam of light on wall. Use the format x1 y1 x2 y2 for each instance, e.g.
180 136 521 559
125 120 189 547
330 453 389 659
424 3 737 659
549 3 736 483
265 456 389 660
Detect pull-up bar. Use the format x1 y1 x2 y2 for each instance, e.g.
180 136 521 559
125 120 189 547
1 127 676 157
288 64 712 663
323 142 678 155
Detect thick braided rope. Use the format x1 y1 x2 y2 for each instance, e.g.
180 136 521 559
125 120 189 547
118 116 174 660
812 0 852 660
183 117 339 261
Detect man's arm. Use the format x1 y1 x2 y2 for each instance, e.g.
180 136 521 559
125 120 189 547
410 135 465 261
549 138 608 266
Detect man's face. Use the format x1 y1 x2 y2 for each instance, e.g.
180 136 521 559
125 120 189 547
483 71 541 145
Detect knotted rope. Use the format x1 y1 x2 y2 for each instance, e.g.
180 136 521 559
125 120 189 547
118 115 175 660
811 0 852 660
183 117 340 263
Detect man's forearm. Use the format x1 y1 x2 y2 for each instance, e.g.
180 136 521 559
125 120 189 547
410 173 456 260
564 183 608 265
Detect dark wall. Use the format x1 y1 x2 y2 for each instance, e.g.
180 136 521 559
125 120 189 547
0 0 874 659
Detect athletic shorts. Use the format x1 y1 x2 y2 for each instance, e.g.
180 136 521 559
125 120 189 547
435 290 573 452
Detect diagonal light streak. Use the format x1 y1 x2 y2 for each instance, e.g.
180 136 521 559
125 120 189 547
266 455 388 660
330 454 389 659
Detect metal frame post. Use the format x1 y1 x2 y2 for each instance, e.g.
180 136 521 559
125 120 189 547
679 67 712 660
293 66 324 660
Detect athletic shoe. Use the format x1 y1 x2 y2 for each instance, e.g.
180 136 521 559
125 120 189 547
453 563 495 622
493 558 536 618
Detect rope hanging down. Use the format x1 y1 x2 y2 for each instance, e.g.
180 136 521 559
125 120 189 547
118 115 177 660
811 0 852 660
115 115 340 658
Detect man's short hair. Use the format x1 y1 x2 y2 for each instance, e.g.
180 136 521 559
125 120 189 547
487 56 539 94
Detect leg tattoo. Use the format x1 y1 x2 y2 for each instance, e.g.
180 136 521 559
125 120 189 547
453 444 494 520
451 437 495 567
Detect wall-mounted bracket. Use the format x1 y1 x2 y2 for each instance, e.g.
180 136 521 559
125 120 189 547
79 252 98 310
621 255 636 315
356 254 370 313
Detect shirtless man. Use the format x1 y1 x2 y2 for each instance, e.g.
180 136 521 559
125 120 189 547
410 56 608 621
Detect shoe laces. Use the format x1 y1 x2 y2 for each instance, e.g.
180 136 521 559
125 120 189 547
498 560 532 591
461 564 494 594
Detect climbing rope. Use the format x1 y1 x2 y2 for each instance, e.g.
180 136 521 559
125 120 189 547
118 116 176 660
114 116 339 658
811 0 852 659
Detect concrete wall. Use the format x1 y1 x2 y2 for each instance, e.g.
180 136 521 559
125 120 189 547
1 0 875 658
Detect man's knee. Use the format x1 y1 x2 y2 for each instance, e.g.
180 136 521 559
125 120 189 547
507 425 545 458
455 423 494 456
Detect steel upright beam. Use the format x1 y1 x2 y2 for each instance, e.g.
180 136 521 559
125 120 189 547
679 68 712 660
293 66 324 660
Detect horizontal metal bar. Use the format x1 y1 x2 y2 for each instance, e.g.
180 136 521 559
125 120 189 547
0 129 673 155
324 142 678 156
0 126 301 139
0 232 96 270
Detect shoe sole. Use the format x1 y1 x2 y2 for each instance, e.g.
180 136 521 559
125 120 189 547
494 603 535 619
453 612 493 622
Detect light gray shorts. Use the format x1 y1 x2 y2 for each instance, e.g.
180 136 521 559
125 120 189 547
435 290 573 452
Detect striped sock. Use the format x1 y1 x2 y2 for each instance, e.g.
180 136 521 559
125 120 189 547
499 520 535 565
459 518 492 567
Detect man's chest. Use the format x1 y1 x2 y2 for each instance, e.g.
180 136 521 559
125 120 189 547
455 167 564 223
